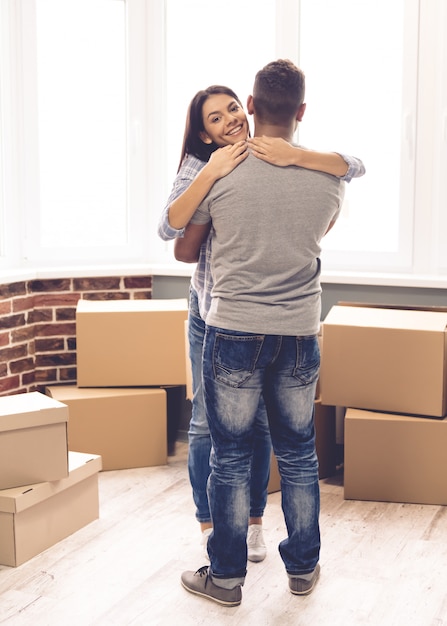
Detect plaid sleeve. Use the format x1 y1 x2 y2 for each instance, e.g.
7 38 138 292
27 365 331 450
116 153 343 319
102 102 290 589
337 153 366 183
157 155 206 241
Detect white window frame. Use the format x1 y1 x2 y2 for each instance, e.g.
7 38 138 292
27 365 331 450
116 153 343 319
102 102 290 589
431 0 447 274
18 0 153 267
296 0 418 276
0 0 446 288
0 1 22 270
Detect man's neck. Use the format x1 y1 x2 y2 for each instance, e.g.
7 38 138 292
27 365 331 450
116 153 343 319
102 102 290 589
253 122 295 142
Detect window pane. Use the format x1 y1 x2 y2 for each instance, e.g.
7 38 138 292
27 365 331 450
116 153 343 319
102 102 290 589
299 0 408 259
165 0 276 185
0 0 10 263
35 0 126 248
434 1 447 273
0 103 4 259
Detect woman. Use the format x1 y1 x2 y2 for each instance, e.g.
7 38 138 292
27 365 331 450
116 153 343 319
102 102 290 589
158 85 365 562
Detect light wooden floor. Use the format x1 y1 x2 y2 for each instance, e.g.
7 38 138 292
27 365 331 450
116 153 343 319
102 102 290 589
1 441 447 626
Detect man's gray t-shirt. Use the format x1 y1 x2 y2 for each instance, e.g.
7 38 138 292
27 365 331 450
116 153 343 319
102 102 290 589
191 153 345 336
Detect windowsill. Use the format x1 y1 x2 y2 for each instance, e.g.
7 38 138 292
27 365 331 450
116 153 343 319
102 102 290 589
1 263 446 289
0 262 193 285
320 270 447 289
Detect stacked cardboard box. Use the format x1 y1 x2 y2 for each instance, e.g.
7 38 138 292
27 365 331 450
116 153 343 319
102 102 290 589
321 303 447 505
0 392 102 566
47 298 189 470
76 298 189 387
46 386 167 470
0 392 69 490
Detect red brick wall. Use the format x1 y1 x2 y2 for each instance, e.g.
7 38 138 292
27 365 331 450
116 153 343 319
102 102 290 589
0 275 152 396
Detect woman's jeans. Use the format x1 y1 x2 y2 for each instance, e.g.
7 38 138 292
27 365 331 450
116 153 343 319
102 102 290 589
187 287 271 524
203 325 320 588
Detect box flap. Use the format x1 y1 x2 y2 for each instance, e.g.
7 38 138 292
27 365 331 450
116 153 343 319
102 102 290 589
344 407 438 424
337 301 447 314
324 305 447 332
46 385 166 402
0 391 69 432
76 298 188 314
0 452 102 514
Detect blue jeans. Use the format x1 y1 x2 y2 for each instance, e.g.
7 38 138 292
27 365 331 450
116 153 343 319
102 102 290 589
203 325 320 588
187 286 271 523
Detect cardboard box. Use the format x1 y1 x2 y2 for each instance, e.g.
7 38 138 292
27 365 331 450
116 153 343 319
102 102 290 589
344 408 447 505
185 319 193 401
267 398 337 493
0 392 69 490
315 400 337 479
0 451 101 567
46 386 167 470
267 452 281 494
161 384 187 456
315 331 322 400
76 298 189 387
321 305 447 417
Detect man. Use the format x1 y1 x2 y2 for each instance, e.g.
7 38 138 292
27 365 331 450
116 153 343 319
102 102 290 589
180 59 345 606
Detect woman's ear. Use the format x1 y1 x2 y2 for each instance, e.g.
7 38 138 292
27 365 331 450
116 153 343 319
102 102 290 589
199 131 213 145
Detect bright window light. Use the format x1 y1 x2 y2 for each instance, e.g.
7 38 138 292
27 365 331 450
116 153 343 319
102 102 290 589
299 0 407 258
35 0 127 248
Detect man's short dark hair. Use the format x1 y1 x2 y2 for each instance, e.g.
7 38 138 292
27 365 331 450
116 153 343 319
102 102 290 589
253 59 305 125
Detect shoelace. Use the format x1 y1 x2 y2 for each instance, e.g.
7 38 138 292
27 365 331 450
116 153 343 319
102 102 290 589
195 565 210 577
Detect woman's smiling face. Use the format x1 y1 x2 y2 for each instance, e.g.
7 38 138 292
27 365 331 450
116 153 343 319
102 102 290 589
200 94 249 147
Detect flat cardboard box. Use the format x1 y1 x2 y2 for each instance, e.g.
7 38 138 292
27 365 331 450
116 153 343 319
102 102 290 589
267 398 336 493
344 408 447 505
321 305 447 417
0 451 101 567
76 298 189 387
46 386 167 470
0 392 69 490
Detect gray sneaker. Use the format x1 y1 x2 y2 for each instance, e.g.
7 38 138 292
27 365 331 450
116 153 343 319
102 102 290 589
181 566 242 606
288 564 320 595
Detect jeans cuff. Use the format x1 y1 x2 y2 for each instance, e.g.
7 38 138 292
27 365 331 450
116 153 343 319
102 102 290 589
210 571 245 589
